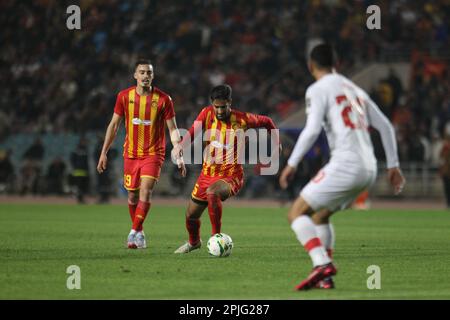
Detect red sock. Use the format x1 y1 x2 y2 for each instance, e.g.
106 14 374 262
128 203 137 223
207 193 222 235
186 218 201 245
132 201 151 232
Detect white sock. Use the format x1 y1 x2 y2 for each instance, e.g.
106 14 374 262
291 216 331 267
315 223 335 255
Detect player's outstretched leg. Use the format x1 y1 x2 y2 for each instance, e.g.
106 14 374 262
174 199 206 254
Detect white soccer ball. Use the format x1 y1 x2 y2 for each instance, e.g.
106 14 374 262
207 233 233 257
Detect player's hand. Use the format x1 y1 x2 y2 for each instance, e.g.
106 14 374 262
171 144 183 161
97 154 107 174
387 167 405 195
279 165 296 190
177 158 186 178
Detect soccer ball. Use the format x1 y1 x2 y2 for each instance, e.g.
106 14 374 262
207 233 233 257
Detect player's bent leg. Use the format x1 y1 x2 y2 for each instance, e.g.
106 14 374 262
175 199 207 254
287 196 315 223
206 180 231 235
288 196 337 290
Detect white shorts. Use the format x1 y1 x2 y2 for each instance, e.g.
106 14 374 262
300 161 376 212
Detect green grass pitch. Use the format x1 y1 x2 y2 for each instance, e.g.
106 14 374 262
1 203 450 299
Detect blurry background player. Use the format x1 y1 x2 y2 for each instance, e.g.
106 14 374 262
70 137 89 204
173 84 279 254
97 59 186 249
279 44 405 290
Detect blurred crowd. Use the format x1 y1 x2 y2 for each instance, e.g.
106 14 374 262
0 0 449 200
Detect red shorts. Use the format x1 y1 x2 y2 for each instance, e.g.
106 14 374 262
123 156 163 190
191 172 244 203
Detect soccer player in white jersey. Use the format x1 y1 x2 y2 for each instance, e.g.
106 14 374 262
279 44 405 290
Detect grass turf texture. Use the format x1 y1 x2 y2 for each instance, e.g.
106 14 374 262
1 204 449 299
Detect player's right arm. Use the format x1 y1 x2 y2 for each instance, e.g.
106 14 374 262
365 95 405 195
97 92 125 174
97 113 123 174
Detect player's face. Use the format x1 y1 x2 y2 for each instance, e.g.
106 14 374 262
134 64 154 89
212 99 231 121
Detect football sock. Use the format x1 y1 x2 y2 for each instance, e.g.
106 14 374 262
132 200 151 232
315 223 335 259
291 216 331 267
128 202 137 223
186 217 201 245
207 193 222 235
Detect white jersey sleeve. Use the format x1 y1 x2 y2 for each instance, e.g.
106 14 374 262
287 87 327 168
365 95 399 168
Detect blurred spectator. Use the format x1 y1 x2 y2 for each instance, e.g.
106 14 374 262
18 138 45 195
244 162 272 199
46 157 67 195
23 138 45 162
70 137 89 204
18 159 41 195
94 137 117 203
385 69 403 108
169 163 191 196
0 149 15 194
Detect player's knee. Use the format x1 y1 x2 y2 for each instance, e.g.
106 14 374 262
139 186 153 201
206 186 220 197
128 192 138 205
287 208 309 224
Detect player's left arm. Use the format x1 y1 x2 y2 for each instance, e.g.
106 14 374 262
365 96 405 194
246 113 282 153
163 95 186 177
166 116 186 178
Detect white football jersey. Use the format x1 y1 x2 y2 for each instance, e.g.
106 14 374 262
288 73 399 171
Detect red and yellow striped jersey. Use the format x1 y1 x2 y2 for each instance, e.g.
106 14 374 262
182 106 276 177
114 86 175 160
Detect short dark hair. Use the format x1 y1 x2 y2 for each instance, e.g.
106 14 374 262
210 84 232 101
134 59 152 70
310 43 335 69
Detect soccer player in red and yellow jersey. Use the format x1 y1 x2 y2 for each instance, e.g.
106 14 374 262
97 59 186 249
173 84 279 253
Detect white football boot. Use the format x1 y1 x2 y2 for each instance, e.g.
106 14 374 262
135 231 147 249
127 231 137 249
174 240 202 254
